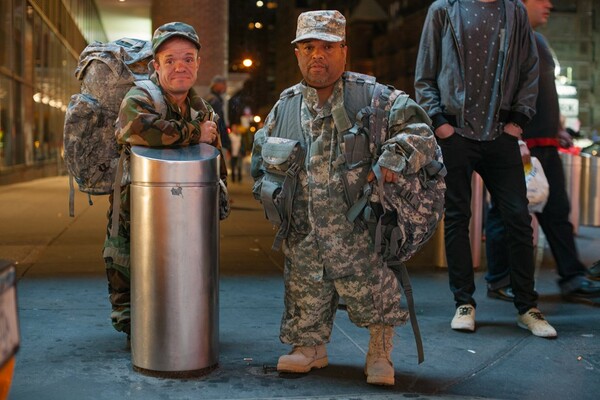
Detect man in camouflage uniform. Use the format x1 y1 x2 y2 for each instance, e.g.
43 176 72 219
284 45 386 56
103 22 220 341
251 10 436 385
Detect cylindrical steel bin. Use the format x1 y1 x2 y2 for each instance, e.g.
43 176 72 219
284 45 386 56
559 152 581 234
130 144 220 377
580 153 600 226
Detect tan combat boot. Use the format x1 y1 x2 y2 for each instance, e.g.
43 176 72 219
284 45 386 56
365 324 395 386
277 344 328 373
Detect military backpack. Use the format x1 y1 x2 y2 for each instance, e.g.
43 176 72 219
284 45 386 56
63 38 166 216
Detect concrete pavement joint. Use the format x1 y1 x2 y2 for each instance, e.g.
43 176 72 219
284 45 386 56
431 334 529 395
333 322 367 355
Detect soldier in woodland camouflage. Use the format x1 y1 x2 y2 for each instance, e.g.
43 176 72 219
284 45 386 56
103 22 220 340
251 10 437 386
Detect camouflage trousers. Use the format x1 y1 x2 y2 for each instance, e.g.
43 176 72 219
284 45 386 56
280 235 408 346
102 187 131 334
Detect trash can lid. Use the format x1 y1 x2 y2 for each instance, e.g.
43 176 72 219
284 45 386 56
131 144 219 162
131 144 221 184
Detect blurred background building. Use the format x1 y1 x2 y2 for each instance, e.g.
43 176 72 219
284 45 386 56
0 0 598 185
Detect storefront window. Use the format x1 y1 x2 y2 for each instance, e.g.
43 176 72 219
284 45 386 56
0 76 12 168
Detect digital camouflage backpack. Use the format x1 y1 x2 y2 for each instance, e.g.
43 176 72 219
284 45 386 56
63 38 165 216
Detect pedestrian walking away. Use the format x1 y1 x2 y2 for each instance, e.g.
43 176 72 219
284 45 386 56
415 0 557 338
206 75 232 158
251 10 440 386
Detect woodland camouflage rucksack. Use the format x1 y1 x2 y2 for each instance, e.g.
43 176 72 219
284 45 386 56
63 38 165 216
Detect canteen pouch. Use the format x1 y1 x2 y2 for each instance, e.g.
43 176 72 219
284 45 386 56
259 137 304 229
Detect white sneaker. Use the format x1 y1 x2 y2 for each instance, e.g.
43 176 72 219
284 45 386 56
517 308 557 338
451 305 475 331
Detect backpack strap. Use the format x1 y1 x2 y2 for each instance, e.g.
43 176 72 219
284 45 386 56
109 80 166 238
68 175 93 217
134 79 167 119
109 150 126 238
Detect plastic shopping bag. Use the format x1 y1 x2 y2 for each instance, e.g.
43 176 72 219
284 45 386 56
524 157 549 213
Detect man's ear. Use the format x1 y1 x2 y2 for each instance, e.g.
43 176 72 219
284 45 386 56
150 59 159 74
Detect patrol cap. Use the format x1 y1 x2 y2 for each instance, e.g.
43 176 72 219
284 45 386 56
152 22 201 55
291 10 346 44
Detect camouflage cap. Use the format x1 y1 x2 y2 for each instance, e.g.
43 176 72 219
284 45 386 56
291 10 346 44
152 22 201 55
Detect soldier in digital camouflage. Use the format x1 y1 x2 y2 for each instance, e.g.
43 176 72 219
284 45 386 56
102 22 220 343
250 10 437 386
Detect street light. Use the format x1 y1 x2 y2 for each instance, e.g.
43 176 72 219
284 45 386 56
242 58 253 68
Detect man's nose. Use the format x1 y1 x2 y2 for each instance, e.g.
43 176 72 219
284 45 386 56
311 47 325 58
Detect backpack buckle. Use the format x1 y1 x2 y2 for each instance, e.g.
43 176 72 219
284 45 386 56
286 162 301 178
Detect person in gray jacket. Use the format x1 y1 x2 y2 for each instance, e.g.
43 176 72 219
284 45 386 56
415 0 557 337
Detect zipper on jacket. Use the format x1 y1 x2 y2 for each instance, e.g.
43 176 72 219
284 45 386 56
446 9 466 127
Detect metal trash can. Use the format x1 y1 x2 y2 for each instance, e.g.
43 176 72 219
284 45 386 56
130 144 220 377
559 152 581 234
580 153 600 226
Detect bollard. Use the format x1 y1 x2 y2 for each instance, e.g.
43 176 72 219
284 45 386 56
560 152 581 234
580 153 600 226
130 144 220 378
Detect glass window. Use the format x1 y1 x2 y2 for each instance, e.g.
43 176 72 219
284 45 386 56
0 75 12 167
0 0 11 69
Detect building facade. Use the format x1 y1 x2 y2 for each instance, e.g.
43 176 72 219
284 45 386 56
2 0 598 186
0 0 104 185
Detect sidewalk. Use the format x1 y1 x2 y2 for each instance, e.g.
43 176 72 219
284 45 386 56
1 175 599 400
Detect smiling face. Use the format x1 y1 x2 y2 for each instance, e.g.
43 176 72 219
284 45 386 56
294 39 347 91
523 0 553 28
153 37 200 97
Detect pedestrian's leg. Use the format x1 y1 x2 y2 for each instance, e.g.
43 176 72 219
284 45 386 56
480 135 537 314
438 135 478 309
484 201 513 300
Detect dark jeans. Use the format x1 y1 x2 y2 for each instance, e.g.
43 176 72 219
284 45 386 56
438 133 537 314
486 146 587 293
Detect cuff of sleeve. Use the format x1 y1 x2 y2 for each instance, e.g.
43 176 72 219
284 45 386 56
431 113 449 130
509 112 530 128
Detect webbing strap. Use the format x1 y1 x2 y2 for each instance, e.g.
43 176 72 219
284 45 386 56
346 183 371 223
134 79 167 118
68 175 75 217
109 151 126 238
387 259 424 364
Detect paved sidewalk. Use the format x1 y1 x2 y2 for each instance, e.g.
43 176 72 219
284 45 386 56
1 175 599 400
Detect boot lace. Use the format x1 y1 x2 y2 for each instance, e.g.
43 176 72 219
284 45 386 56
527 310 545 321
369 325 393 357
